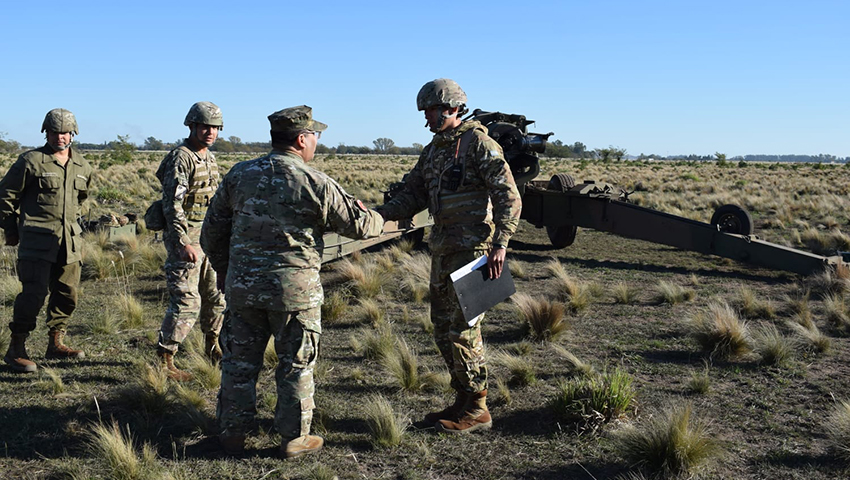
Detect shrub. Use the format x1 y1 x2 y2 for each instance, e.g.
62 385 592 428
611 282 639 304
617 403 723 478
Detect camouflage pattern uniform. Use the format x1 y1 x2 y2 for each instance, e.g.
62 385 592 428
156 142 225 353
202 106 384 440
0 143 92 334
377 119 522 394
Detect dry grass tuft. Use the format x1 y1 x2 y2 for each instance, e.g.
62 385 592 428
351 323 395 361
687 363 711 395
399 252 430 303
825 399 850 460
785 320 832 354
751 324 795 367
363 394 407 449
616 403 724 478
736 285 776 319
823 293 850 334
337 258 388 299
611 282 640 304
509 261 528 280
490 349 537 386
512 293 569 342
321 290 349 325
36 367 66 394
685 301 752 359
654 280 695 305
358 298 386 326
381 337 422 392
550 344 596 378
86 421 172 480
0 272 21 305
263 337 278 369
115 293 146 329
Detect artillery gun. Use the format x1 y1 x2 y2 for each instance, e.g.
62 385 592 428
322 110 845 276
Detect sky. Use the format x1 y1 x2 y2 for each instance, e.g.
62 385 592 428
0 0 847 158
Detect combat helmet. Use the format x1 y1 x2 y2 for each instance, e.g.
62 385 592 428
41 108 78 135
184 101 224 130
416 79 467 111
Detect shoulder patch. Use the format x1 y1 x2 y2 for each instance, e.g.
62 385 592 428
355 199 368 212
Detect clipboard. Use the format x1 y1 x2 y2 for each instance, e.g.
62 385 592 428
450 255 516 326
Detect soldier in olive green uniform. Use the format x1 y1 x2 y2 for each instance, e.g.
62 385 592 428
377 79 522 433
155 102 226 381
0 109 92 373
201 106 384 458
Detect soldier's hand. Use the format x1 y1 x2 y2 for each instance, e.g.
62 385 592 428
4 232 18 246
180 244 199 263
487 247 506 279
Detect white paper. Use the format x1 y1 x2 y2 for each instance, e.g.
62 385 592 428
450 254 488 283
450 255 488 327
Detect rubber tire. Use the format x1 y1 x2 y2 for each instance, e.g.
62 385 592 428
710 204 754 235
546 174 579 248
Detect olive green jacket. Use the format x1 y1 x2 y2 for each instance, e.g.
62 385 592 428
0 145 92 264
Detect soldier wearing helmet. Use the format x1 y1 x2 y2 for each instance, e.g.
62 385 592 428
0 108 92 373
377 79 522 433
154 101 226 380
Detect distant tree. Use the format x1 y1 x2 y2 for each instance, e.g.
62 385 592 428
106 135 136 164
571 142 587 157
228 136 242 146
715 152 728 167
595 148 613 162
0 132 22 154
142 136 165 150
373 138 395 153
412 143 424 153
213 138 234 153
611 146 627 161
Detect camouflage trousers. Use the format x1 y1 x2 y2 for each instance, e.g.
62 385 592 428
217 305 320 440
430 249 488 393
158 227 225 353
9 255 80 335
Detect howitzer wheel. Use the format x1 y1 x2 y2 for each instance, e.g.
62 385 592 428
546 174 579 248
710 204 754 235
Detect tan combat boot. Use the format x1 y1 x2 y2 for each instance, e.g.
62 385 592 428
282 435 323 459
45 329 85 360
219 434 246 456
4 333 37 373
437 389 492 434
158 348 192 382
421 390 468 425
205 332 222 363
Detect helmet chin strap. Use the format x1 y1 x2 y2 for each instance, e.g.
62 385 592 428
428 108 457 133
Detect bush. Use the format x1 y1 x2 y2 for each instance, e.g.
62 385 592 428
550 367 635 430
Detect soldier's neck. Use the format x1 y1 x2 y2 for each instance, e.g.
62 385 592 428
53 149 70 166
187 136 209 156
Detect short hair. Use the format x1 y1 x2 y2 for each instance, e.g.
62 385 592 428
270 129 310 148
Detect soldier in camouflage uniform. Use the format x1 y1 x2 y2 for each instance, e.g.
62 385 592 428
155 102 226 381
376 79 522 433
0 109 92 373
201 106 384 458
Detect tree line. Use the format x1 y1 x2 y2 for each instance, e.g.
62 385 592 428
1 132 846 164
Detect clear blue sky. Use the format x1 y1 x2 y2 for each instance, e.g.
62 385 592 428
1 0 847 157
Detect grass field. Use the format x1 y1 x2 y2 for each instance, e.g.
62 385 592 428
0 152 849 479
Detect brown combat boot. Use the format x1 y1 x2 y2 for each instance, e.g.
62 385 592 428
4 333 37 373
45 329 85 360
219 434 246 456
421 390 468 426
205 332 222 363
158 348 192 382
437 389 492 434
282 435 323 459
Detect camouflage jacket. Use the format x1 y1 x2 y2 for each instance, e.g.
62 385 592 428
0 145 92 264
377 120 521 254
156 141 220 248
200 150 384 315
